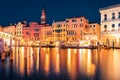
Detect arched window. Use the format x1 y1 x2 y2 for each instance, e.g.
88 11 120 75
80 24 83 27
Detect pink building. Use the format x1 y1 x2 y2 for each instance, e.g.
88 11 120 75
40 25 52 41
66 16 89 41
29 22 42 41
22 9 47 42
22 26 30 41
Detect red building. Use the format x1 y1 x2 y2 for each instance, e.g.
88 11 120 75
21 9 48 45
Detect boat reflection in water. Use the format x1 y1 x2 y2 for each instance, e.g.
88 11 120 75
0 47 120 80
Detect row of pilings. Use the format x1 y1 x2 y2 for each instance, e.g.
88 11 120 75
0 38 41 61
0 38 20 61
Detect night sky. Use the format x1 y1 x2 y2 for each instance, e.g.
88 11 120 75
0 0 120 26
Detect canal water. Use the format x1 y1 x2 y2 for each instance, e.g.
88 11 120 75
0 47 120 80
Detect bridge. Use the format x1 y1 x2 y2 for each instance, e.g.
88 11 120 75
0 31 18 46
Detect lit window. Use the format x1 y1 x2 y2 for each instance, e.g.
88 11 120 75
72 24 77 28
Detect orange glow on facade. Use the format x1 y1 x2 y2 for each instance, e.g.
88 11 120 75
100 4 120 47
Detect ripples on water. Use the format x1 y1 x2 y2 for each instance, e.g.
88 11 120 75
0 47 120 80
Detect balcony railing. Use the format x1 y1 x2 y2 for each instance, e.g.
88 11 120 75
102 30 120 34
101 18 120 23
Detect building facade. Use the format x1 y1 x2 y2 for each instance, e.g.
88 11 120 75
0 8 102 47
52 16 100 46
0 26 3 31
88 23 101 41
28 22 41 41
100 4 120 47
66 17 89 41
3 25 16 36
52 21 67 41
40 25 52 41
16 22 27 39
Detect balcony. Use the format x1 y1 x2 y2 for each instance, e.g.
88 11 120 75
102 30 120 34
101 18 119 23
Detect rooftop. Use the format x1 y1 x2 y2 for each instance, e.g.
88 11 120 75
66 16 85 19
100 4 120 11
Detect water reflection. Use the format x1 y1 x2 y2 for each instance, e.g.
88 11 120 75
67 49 78 80
0 47 120 80
44 51 50 74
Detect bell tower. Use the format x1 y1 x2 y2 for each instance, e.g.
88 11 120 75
41 9 46 25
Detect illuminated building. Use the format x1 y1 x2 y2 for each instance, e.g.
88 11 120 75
40 25 52 42
16 21 26 39
39 9 53 45
66 17 89 41
88 23 101 43
0 8 101 46
3 24 16 36
52 21 67 41
28 22 41 41
41 9 46 25
100 4 120 47
22 26 30 42
22 9 51 46
0 26 3 31
52 16 100 46
21 22 42 46
52 17 89 42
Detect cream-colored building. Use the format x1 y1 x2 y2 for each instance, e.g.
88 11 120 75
3 25 16 36
88 23 101 41
100 4 120 47
16 22 26 39
52 21 67 41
